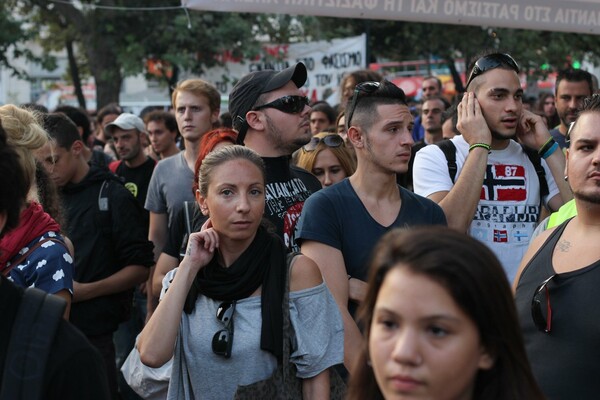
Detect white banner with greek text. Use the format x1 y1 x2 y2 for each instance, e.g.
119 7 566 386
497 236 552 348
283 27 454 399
199 34 366 104
184 0 600 35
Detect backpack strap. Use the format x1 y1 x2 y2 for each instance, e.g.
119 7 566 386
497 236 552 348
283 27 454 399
521 144 549 203
0 288 66 400
435 139 458 183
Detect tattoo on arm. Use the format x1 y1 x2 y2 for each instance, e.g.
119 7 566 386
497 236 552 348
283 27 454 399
557 239 571 252
186 247 191 255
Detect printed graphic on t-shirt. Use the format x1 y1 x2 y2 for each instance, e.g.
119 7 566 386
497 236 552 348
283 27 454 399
264 178 311 251
480 164 526 201
125 182 139 198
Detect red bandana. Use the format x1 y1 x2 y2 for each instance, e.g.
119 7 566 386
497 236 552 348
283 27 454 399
0 202 62 270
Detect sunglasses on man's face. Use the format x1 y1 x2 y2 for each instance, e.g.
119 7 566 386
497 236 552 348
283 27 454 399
212 301 236 358
303 134 344 152
465 53 520 89
346 81 381 129
253 95 309 114
531 274 555 333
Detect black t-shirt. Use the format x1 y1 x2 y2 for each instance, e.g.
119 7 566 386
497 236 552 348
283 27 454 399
111 157 156 230
163 201 207 259
0 276 110 399
263 156 321 252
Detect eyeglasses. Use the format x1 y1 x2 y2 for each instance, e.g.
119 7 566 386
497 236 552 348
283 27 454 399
253 95 309 114
212 301 236 358
531 274 555 333
303 134 344 152
465 53 520 89
346 81 381 129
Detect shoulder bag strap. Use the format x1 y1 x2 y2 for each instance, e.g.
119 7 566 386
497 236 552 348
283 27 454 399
2 238 64 278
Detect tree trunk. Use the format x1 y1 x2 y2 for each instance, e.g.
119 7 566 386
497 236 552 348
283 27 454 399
65 38 86 109
83 40 122 111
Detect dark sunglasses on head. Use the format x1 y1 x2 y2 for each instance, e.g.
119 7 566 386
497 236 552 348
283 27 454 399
531 274 555 333
303 134 344 152
253 95 309 114
346 81 381 129
212 300 236 358
465 53 520 89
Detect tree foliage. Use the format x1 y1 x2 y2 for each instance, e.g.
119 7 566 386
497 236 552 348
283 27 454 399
3 2 600 108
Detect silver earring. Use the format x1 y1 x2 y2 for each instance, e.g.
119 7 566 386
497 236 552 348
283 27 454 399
564 175 568 181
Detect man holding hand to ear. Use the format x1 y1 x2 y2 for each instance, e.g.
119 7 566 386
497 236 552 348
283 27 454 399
414 52 572 282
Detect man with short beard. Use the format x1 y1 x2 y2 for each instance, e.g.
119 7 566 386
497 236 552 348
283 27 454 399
229 62 321 252
107 113 156 230
550 68 594 149
513 94 600 399
414 52 572 281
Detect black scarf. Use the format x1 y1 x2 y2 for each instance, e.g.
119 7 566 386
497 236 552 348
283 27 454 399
184 225 287 359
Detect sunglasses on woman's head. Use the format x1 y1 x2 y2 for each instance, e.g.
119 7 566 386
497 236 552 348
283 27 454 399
212 300 236 358
253 95 309 114
465 53 520 89
346 81 381 129
303 135 344 152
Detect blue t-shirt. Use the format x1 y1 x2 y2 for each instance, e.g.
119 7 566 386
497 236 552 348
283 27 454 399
549 128 568 149
296 179 446 281
7 231 73 295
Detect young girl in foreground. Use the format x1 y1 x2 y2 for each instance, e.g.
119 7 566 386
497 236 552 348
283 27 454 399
348 226 544 400
138 145 343 399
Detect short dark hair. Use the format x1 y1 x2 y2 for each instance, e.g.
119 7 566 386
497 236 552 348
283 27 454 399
555 68 594 96
310 101 336 124
43 112 82 149
346 80 408 132
54 105 92 144
144 110 178 133
567 94 600 144
0 121 28 235
348 227 545 400
422 75 443 90
96 103 122 125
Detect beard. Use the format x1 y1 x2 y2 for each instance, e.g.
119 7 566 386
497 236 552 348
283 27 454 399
573 190 600 205
491 129 517 141
264 114 310 155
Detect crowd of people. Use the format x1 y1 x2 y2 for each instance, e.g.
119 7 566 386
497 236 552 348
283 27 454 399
1 50 599 400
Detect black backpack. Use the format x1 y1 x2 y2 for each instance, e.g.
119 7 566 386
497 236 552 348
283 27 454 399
435 139 549 207
0 288 66 400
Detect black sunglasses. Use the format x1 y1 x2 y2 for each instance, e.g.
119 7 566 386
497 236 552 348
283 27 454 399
253 95 309 114
531 274 555 333
346 81 381 129
303 134 344 152
212 301 236 358
465 53 520 89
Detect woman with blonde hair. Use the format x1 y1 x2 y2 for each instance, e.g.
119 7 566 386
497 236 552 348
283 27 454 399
0 105 73 318
296 132 356 188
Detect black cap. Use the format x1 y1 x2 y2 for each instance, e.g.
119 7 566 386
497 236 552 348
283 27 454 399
229 62 307 144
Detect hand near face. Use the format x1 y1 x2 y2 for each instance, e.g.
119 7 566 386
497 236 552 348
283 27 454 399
456 92 492 146
180 220 219 273
517 109 551 150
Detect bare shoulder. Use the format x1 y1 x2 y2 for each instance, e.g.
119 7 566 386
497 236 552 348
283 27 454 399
512 226 556 292
289 254 324 292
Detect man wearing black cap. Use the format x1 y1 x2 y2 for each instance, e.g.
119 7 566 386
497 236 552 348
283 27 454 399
229 62 321 251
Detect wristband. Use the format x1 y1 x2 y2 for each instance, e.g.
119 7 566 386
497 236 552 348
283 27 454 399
469 143 491 153
538 137 556 156
541 142 559 159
